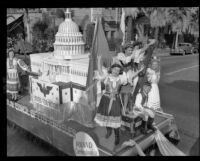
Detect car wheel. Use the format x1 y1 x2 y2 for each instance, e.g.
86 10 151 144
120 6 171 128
192 49 198 54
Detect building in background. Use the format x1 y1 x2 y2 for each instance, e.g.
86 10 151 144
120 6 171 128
71 8 122 40
7 8 123 45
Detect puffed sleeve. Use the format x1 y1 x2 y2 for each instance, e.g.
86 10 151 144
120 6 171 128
17 58 29 71
117 53 125 64
112 56 121 65
119 71 127 85
147 68 159 83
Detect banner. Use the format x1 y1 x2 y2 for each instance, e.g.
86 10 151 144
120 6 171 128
73 131 99 156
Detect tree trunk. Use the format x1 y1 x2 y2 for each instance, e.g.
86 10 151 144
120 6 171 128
175 30 179 49
136 24 147 45
154 27 159 47
25 8 31 44
126 16 132 43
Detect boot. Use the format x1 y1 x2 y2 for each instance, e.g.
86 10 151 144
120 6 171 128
141 120 148 134
114 128 120 145
147 117 156 132
105 127 112 139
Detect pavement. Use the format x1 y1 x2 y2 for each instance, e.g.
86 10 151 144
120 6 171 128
153 48 170 57
109 48 171 57
159 54 199 155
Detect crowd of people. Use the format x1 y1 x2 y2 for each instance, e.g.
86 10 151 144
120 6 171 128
93 39 162 145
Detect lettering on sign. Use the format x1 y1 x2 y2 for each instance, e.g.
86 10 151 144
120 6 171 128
32 95 58 110
73 132 99 156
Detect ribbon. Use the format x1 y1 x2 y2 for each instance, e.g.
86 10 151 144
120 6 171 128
154 129 186 156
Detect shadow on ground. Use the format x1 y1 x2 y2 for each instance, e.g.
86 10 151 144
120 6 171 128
166 80 199 93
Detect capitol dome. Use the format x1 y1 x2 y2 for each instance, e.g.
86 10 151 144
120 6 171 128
54 9 85 60
58 18 79 34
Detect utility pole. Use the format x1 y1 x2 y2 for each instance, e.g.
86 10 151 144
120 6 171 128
115 8 118 24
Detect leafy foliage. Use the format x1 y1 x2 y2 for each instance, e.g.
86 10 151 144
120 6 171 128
121 7 199 47
32 12 55 53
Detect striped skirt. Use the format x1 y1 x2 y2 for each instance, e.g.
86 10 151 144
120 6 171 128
7 69 19 94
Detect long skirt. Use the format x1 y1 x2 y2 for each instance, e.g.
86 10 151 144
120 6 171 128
147 83 161 111
94 94 122 128
7 69 20 94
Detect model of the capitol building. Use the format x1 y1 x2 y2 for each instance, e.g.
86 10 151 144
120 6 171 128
54 9 86 60
29 9 91 122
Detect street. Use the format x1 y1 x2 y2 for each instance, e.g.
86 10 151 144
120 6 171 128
159 54 199 155
7 54 199 156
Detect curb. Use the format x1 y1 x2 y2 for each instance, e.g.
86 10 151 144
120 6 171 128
153 52 170 57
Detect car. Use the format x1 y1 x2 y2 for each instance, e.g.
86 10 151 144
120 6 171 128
192 42 199 54
170 42 198 56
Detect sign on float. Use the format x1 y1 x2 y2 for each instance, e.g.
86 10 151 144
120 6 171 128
73 131 99 156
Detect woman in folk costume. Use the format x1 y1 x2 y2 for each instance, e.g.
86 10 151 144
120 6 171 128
95 54 115 107
133 82 156 134
131 39 157 104
146 56 162 111
131 39 156 83
94 63 127 145
113 42 135 114
132 40 156 64
7 48 30 101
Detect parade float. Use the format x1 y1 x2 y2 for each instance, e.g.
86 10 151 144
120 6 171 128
7 9 184 156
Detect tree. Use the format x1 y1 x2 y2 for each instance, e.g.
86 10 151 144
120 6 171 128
186 7 199 41
124 8 140 43
141 7 170 46
167 7 193 48
32 12 55 53
24 8 31 43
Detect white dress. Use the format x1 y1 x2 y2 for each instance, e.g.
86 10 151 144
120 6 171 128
146 68 161 111
134 93 155 119
7 58 29 94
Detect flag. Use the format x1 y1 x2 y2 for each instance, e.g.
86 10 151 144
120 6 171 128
86 17 110 107
120 8 126 46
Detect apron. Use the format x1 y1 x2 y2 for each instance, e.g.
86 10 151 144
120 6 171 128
7 59 20 94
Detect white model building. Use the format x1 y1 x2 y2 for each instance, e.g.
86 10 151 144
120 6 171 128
29 9 91 122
